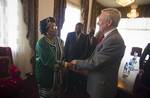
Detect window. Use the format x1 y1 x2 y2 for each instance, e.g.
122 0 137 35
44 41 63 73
61 3 81 43
0 0 32 78
95 17 99 36
0 0 18 49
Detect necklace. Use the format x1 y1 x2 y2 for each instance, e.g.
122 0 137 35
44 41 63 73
45 36 61 62
45 36 56 46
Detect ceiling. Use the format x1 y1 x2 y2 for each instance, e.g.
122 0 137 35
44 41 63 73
97 0 150 7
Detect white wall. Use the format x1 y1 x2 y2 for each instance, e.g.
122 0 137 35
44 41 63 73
38 0 54 39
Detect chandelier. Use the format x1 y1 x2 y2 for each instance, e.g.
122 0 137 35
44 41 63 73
116 0 135 6
127 3 139 18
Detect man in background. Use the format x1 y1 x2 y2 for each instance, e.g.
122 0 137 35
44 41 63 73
64 22 88 61
63 22 88 93
86 27 97 57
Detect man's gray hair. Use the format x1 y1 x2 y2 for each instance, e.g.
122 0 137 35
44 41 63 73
102 8 121 27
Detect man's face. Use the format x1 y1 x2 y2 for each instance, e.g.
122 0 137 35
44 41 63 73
97 12 109 34
75 24 83 34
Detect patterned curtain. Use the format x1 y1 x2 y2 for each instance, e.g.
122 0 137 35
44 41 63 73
54 0 66 37
21 0 38 54
81 0 89 33
21 0 38 73
90 0 104 30
139 4 150 17
89 0 96 29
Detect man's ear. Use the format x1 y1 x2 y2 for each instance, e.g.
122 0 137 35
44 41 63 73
107 20 113 27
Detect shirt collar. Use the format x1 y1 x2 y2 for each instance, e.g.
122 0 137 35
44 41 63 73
104 28 116 38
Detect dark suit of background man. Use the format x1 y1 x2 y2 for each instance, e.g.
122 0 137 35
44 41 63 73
69 8 126 98
63 22 88 93
139 43 150 87
64 22 88 61
86 28 97 57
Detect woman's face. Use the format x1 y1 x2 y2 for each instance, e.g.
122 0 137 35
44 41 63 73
47 22 57 36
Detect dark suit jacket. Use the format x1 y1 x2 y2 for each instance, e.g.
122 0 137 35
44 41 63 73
139 43 150 86
64 32 89 61
140 43 150 68
86 35 97 57
76 29 125 98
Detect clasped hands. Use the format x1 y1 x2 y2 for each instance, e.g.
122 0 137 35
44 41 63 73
64 60 88 75
64 60 77 71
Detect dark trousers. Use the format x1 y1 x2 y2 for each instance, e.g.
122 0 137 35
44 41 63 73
63 70 87 93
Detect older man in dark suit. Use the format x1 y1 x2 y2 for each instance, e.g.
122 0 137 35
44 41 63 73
67 8 126 98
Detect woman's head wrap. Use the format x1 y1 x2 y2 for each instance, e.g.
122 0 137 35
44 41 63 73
40 17 55 34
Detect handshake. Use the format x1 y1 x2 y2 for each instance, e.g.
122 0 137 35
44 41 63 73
64 60 88 76
64 60 77 71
